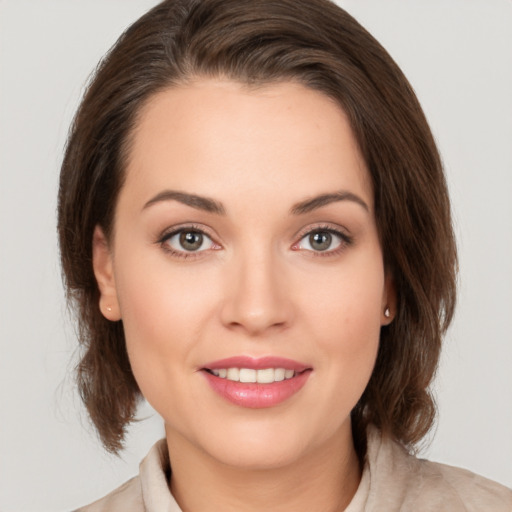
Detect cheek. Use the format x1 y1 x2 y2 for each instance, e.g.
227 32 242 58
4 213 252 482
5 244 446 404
319 291 381 384
305 254 385 342
302 254 384 392
115 247 215 336
112 253 215 397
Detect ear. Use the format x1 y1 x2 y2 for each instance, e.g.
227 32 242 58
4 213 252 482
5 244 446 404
92 225 121 321
381 271 396 326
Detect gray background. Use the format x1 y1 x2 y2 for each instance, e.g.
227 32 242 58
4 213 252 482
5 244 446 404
1 0 511 510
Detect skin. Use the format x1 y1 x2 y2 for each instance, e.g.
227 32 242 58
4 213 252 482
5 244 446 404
93 80 395 512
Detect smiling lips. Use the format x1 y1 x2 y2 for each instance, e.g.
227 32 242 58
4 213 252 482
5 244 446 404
202 356 312 408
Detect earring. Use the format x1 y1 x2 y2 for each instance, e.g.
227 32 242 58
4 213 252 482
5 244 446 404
106 306 112 312
384 307 390 318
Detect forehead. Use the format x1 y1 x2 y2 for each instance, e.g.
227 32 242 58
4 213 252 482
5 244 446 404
122 79 372 212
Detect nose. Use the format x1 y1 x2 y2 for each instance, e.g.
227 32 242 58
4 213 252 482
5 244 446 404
219 248 294 336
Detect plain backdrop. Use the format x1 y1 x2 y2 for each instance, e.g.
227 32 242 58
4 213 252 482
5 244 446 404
1 0 511 510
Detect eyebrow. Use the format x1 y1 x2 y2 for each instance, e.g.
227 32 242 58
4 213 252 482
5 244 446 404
142 189 368 216
143 190 226 215
290 191 369 215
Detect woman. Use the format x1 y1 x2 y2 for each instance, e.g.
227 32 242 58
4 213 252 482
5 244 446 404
57 0 512 510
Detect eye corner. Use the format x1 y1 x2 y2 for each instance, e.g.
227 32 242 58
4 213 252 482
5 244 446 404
290 240 301 252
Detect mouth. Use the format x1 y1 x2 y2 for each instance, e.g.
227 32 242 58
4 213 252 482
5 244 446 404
205 367 298 383
201 356 312 408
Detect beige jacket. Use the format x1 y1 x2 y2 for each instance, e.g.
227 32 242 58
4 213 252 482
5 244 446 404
76 427 512 511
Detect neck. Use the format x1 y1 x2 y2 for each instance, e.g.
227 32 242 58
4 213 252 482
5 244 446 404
166 424 361 512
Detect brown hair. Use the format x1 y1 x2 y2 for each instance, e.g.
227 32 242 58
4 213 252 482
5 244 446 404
58 0 457 455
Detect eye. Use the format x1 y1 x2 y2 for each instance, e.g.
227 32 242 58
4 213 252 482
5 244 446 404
162 229 217 254
294 228 350 254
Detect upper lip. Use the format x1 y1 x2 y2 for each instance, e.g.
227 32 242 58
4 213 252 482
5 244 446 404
202 356 311 372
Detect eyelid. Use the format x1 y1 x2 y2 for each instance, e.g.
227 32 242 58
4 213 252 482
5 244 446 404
291 223 353 255
156 223 221 257
293 222 351 241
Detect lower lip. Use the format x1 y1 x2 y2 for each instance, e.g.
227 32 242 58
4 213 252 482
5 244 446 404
202 370 311 408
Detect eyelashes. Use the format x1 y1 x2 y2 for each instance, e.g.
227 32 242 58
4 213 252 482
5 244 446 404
291 227 353 256
157 224 220 259
157 223 353 260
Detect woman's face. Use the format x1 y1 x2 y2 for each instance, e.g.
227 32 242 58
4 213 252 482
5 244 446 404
94 79 393 469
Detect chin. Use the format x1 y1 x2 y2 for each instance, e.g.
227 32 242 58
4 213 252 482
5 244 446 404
178 411 346 471
204 432 311 470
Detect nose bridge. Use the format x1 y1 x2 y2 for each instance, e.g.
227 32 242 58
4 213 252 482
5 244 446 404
221 242 292 335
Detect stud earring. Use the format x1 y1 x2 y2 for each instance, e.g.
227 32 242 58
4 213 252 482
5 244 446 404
106 306 112 312
384 307 391 318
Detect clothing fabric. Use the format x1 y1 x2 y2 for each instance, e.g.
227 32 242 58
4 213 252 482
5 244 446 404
75 427 512 511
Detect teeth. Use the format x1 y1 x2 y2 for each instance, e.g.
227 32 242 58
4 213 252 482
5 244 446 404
285 369 294 379
226 368 240 381
209 367 297 383
239 368 257 383
274 368 285 382
256 368 275 383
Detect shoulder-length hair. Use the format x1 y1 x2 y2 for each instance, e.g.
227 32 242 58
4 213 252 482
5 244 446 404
58 0 457 455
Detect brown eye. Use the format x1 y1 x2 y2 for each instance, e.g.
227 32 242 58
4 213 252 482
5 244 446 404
309 232 332 251
294 228 349 254
179 231 204 251
163 229 215 253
